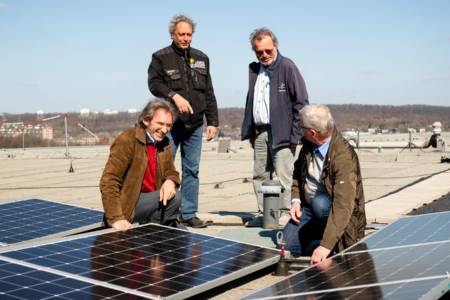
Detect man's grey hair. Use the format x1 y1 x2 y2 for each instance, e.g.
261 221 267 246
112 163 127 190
300 105 335 135
138 99 177 126
249 27 279 51
169 14 196 35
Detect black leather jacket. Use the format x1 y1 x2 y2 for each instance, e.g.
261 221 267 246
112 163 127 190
148 42 219 133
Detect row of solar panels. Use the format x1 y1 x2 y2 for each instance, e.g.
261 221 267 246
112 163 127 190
0 199 449 299
0 199 280 299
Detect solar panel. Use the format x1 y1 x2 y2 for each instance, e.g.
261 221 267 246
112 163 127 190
244 212 450 300
0 199 103 246
0 258 136 299
0 223 280 299
243 277 449 300
347 211 450 252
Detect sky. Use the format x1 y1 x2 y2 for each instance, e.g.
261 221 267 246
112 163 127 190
1 0 449 114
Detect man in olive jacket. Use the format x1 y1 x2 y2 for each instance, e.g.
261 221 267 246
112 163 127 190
283 105 366 264
100 99 181 231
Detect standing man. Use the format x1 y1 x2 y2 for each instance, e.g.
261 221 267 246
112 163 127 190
283 105 366 264
148 14 219 228
241 28 309 227
100 99 181 231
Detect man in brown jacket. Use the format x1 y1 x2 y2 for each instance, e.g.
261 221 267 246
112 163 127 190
100 99 181 231
283 104 366 264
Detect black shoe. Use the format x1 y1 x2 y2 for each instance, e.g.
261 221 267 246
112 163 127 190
245 215 263 228
182 216 209 228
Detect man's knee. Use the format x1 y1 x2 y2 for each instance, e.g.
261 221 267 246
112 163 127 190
311 193 331 219
167 192 181 211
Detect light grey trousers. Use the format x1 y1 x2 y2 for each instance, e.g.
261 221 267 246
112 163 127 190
253 129 294 213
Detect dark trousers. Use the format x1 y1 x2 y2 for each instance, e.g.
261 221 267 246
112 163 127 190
133 190 181 226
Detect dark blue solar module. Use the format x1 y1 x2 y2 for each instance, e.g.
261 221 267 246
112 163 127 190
0 223 280 299
244 213 450 300
244 242 450 299
0 259 139 299
0 199 103 245
347 211 450 252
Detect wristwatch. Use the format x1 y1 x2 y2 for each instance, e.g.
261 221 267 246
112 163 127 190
167 91 177 99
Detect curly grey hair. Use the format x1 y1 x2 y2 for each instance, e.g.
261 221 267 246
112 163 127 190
169 14 196 35
300 105 335 135
138 99 177 126
249 27 279 51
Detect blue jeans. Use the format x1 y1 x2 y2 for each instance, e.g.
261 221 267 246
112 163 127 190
283 192 331 256
169 126 203 220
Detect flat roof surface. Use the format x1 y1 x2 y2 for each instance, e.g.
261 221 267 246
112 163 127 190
1 139 449 299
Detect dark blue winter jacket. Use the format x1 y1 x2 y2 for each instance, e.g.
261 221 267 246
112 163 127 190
241 52 309 150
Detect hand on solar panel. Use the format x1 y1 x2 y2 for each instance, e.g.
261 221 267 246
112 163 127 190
111 219 133 231
160 179 177 206
290 202 302 223
310 245 331 265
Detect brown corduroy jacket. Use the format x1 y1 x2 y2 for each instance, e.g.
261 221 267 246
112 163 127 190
100 125 180 226
292 128 366 252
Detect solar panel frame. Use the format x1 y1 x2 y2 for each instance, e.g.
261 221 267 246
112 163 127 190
0 198 104 247
0 223 281 300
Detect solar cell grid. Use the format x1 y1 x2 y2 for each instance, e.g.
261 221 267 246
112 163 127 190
0 223 280 299
348 211 450 252
0 259 137 300
244 278 448 300
244 242 450 299
244 212 450 300
0 199 103 245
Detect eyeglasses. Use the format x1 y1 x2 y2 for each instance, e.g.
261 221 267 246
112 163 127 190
300 126 315 134
255 48 274 57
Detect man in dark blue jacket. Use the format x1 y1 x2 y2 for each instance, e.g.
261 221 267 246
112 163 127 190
241 28 309 227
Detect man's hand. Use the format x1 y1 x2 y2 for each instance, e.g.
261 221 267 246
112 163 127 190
160 179 177 206
172 94 193 114
290 202 302 223
111 219 132 231
206 126 217 141
310 245 331 264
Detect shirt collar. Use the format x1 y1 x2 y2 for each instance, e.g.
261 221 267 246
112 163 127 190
313 138 331 158
145 130 156 144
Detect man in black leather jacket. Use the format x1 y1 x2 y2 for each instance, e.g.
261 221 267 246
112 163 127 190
148 14 219 228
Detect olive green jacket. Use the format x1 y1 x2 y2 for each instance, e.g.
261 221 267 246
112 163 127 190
100 125 180 226
292 128 366 251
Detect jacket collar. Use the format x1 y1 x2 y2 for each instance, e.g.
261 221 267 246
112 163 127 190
301 127 338 161
265 50 282 72
171 41 190 60
136 125 147 145
136 125 170 151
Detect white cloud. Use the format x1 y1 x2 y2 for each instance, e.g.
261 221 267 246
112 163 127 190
0 3 7 11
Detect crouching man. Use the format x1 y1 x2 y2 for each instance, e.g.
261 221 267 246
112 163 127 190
100 99 181 230
283 104 366 264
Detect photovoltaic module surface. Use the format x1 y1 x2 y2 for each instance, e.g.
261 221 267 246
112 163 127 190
243 211 450 300
0 258 136 299
0 199 103 246
0 223 280 299
347 211 450 252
